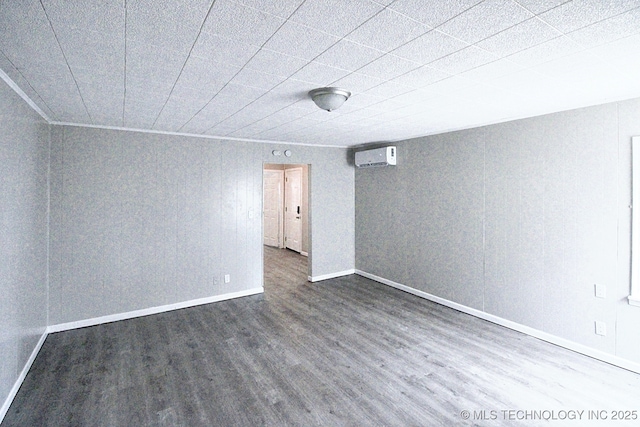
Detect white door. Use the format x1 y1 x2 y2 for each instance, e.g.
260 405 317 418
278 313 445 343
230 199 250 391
263 170 283 248
284 167 302 253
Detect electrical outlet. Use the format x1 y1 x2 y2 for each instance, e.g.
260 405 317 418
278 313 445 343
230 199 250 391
595 321 607 336
224 274 231 284
594 284 606 299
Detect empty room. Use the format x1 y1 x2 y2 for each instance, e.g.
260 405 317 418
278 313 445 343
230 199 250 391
2 0 640 425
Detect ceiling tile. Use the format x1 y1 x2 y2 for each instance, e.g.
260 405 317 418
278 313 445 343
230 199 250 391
339 93 388 110
202 0 286 46
419 75 477 98
392 30 468 65
586 33 640 66
0 52 57 119
330 72 385 93
126 0 213 50
233 0 305 18
389 0 483 28
538 0 640 33
2 0 640 146
172 56 240 94
73 67 124 95
527 50 603 78
15 60 89 122
126 45 186 84
190 32 261 66
389 89 439 106
345 8 430 52
231 68 288 90
475 17 563 57
263 21 340 60
389 65 449 89
0 0 67 69
288 0 384 38
154 96 208 124
244 49 308 77
490 68 554 94
364 81 413 99
458 58 525 83
506 35 584 67
566 7 640 48
438 0 535 44
290 62 351 86
513 0 571 15
216 82 268 101
315 39 384 72
42 0 125 33
428 46 500 75
54 27 124 72
357 54 421 80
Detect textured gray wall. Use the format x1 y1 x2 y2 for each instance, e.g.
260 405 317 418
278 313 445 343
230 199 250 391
262 144 354 278
0 79 49 405
49 127 354 324
356 98 640 364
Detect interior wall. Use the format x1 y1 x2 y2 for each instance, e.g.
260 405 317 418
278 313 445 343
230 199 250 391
49 126 354 324
356 97 640 365
0 78 50 409
263 145 354 279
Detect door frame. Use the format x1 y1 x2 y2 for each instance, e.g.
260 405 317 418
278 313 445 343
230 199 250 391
263 169 284 248
284 167 303 253
262 163 311 278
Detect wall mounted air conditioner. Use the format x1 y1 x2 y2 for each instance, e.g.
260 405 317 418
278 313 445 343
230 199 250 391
355 146 396 168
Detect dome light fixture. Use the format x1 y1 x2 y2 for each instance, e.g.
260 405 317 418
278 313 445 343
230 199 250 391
308 87 351 111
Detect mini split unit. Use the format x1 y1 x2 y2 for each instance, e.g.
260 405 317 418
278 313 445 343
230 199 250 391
355 146 397 168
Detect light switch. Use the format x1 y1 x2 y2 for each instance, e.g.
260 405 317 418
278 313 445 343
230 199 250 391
594 284 606 299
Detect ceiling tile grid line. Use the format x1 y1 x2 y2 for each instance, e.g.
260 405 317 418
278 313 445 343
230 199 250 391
176 0 322 133
202 0 505 137
198 0 398 135
195 0 539 137
148 0 218 129
3 0 640 146
190 3 318 133
38 0 95 124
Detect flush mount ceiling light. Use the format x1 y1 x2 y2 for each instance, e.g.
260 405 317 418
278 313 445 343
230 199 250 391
308 87 351 112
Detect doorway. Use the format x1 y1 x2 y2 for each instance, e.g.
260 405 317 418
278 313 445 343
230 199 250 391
263 163 309 285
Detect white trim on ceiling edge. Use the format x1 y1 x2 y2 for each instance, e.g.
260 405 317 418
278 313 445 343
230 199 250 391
355 269 640 375
51 122 350 149
0 68 51 122
0 68 348 149
0 287 263 424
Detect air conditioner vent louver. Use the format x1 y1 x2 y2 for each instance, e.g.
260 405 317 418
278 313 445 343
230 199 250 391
355 146 396 168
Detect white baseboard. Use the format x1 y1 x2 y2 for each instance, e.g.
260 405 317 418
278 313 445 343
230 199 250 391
300 251 309 257
0 330 48 424
356 270 640 374
47 287 264 333
1 288 263 423
308 269 355 283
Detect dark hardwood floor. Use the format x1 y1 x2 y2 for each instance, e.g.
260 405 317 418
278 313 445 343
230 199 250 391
3 246 639 426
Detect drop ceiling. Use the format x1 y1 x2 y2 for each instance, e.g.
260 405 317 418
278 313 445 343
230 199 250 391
2 0 640 147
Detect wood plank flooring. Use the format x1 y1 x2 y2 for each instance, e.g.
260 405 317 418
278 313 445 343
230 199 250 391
3 246 639 426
